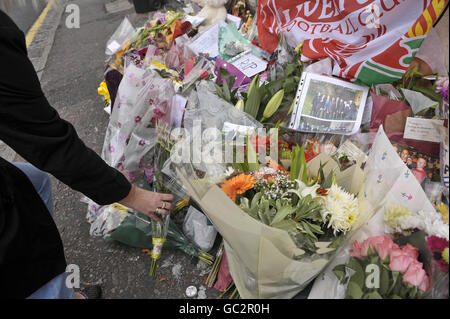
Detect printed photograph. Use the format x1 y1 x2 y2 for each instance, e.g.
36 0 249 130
289 73 369 134
392 142 441 186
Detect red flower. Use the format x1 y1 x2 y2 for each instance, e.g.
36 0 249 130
427 236 449 253
427 236 449 271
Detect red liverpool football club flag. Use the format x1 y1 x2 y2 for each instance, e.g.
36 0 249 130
257 0 448 85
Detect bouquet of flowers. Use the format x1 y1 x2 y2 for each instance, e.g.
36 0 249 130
308 126 449 299
333 235 430 299
176 134 373 298
107 211 214 265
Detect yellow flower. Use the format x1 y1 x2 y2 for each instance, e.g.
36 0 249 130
97 81 110 103
295 42 303 54
438 202 449 224
221 174 255 202
384 205 412 228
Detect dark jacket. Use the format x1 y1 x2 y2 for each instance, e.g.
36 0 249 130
0 11 131 298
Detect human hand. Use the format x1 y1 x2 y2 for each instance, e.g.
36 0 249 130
118 186 174 222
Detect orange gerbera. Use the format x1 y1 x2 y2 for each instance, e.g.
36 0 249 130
221 174 255 202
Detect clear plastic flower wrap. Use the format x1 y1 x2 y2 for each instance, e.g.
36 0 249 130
105 17 136 56
106 210 214 265
171 123 375 299
308 126 449 299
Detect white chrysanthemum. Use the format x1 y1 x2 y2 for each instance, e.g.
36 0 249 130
321 184 359 235
397 210 449 241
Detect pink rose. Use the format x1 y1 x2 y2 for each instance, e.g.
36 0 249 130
402 261 428 291
350 240 363 258
390 248 403 259
401 243 419 259
418 275 429 292
360 236 384 256
374 241 392 260
360 236 397 260
389 253 415 273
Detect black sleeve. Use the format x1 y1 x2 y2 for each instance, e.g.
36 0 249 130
0 12 131 205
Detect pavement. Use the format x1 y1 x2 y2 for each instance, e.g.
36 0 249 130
0 0 48 33
2 0 221 299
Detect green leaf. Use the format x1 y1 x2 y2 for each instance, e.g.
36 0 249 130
322 170 334 189
219 67 229 77
413 85 443 104
387 271 399 295
251 192 262 209
290 145 300 181
270 206 294 225
365 291 383 299
271 219 297 232
379 266 390 296
257 208 270 225
300 146 308 183
347 257 365 288
318 161 327 185
246 135 259 171
229 76 236 90
222 78 231 102
298 221 318 241
347 281 364 299
333 264 347 282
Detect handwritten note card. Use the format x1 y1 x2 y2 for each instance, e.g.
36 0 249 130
403 117 444 143
231 53 268 78
184 15 206 27
188 22 226 58
226 14 242 29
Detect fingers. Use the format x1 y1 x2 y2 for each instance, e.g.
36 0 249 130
158 200 172 211
160 193 174 202
155 207 170 215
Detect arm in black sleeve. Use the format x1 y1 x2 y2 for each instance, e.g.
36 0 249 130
0 12 131 205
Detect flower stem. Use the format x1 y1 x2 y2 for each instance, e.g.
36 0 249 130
149 259 158 276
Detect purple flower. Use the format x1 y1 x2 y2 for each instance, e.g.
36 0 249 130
109 145 115 153
138 139 146 146
436 77 449 104
144 166 155 183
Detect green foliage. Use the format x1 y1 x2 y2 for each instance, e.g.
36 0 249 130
215 68 239 105
290 144 307 182
333 249 427 299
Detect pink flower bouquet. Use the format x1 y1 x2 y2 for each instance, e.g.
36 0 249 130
333 235 430 299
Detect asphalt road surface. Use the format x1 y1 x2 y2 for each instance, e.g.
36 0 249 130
1 0 48 33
